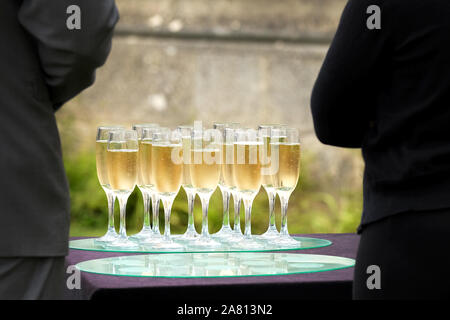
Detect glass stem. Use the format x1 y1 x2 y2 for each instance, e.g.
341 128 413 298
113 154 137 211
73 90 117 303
200 195 210 238
279 192 291 236
186 191 196 233
161 197 174 241
243 197 253 238
221 188 230 229
151 193 160 235
105 189 116 232
117 193 129 238
142 191 151 230
267 189 277 231
233 193 241 234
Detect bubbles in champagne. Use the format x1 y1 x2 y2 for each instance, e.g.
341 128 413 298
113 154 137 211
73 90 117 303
106 149 138 192
151 144 183 195
271 143 301 192
96 140 110 187
233 142 263 197
190 149 221 193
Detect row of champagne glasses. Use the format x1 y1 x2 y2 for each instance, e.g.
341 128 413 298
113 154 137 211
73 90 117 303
94 123 301 251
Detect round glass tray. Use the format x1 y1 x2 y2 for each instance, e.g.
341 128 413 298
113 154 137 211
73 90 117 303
69 236 331 253
76 252 354 278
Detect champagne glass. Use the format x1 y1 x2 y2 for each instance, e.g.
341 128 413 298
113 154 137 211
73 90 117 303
133 124 161 241
138 127 170 248
272 128 302 248
211 123 240 240
94 126 124 246
149 128 185 251
104 130 140 250
219 127 245 243
190 128 223 250
256 124 287 241
173 125 199 242
129 124 160 242
231 128 265 250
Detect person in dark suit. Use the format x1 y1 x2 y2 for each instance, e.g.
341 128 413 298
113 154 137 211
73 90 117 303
311 0 450 299
0 0 119 299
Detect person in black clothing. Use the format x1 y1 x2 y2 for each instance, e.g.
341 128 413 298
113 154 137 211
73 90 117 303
311 0 450 299
0 0 118 299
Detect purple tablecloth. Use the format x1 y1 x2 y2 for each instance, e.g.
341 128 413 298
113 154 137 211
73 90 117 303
64 233 359 300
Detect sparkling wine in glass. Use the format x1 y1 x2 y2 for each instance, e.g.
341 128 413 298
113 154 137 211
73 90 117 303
190 128 223 250
174 125 199 242
256 124 287 241
231 128 265 250
219 127 245 243
94 125 124 246
129 124 159 243
211 123 240 241
104 129 140 250
271 127 301 248
150 128 185 251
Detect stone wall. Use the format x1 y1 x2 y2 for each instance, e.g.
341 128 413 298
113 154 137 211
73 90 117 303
115 0 346 37
57 0 363 191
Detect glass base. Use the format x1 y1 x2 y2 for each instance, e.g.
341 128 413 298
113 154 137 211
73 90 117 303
152 225 161 235
128 227 155 242
255 227 280 241
93 228 119 246
229 236 265 251
189 236 224 250
76 253 355 278
172 227 199 243
273 234 302 248
211 225 235 241
138 233 165 246
231 226 242 236
150 238 186 252
104 236 141 251
222 232 246 244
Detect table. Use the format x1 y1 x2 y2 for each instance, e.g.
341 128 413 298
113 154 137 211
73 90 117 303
63 233 359 300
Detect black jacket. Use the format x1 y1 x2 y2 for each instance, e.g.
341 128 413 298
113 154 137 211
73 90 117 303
311 0 450 231
0 0 118 256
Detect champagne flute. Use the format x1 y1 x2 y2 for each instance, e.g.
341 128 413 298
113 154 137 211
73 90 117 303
256 124 287 241
129 124 159 242
138 127 168 248
94 125 124 246
220 127 245 243
104 130 140 250
150 128 185 251
190 128 223 250
211 123 239 240
272 127 302 248
231 128 265 250
174 125 199 242
133 124 161 240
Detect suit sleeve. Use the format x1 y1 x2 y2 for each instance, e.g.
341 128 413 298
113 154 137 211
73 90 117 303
18 0 119 109
310 0 390 148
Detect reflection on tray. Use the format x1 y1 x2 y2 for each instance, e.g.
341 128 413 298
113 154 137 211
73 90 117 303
76 252 354 278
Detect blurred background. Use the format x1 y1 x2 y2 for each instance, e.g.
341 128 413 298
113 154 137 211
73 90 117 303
60 0 364 237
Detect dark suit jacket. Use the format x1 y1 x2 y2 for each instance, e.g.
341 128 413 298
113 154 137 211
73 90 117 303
0 0 119 256
311 0 450 231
